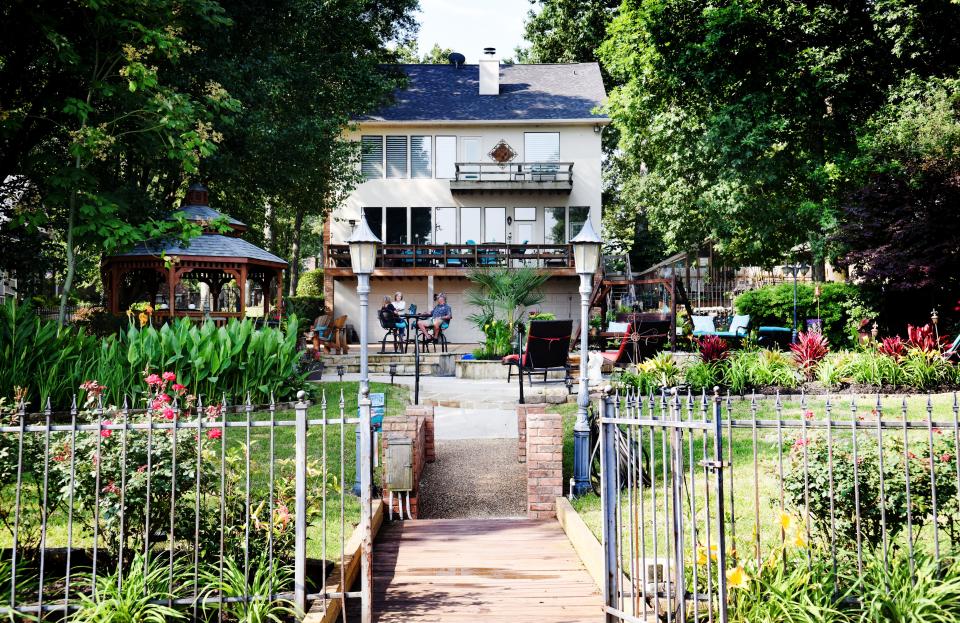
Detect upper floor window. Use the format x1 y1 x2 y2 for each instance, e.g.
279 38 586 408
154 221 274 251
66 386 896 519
411 136 433 178
524 132 560 162
386 136 408 178
361 136 384 180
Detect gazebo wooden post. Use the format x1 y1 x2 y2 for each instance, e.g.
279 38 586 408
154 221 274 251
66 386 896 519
167 266 177 321
263 274 270 317
239 265 248 318
275 268 284 319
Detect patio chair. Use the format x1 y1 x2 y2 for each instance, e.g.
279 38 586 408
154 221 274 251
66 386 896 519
304 313 330 354
600 322 635 367
945 334 960 359
418 319 449 353
502 319 573 385
378 307 406 354
715 314 751 339
315 315 348 354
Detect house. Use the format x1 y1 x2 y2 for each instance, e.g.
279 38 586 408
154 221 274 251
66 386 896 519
323 49 608 343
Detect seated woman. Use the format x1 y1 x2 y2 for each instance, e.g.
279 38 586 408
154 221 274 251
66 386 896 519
379 296 406 338
392 291 407 314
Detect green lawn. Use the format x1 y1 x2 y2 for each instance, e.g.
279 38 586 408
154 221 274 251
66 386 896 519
565 392 960 568
0 381 410 563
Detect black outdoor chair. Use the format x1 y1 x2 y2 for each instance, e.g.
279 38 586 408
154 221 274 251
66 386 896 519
502 319 573 385
418 319 449 353
378 307 406 354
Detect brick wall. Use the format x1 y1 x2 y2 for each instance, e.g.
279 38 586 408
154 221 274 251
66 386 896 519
516 404 546 464
526 412 563 520
381 405 435 519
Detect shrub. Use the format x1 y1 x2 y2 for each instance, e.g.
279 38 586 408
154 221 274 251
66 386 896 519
694 335 730 363
686 361 722 391
638 352 683 388
790 331 829 377
50 374 223 557
901 349 951 389
849 351 905 386
199 553 296 622
474 319 512 359
734 282 875 348
814 351 856 387
285 296 324 323
879 335 907 359
295 269 324 297
783 429 959 549
859 550 960 623
610 367 659 395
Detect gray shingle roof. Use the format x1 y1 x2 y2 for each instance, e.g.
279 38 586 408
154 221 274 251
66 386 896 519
170 205 246 227
359 63 608 122
119 234 287 266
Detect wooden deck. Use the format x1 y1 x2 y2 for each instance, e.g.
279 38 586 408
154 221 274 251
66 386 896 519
373 518 603 622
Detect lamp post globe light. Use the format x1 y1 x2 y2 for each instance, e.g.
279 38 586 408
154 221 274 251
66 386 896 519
570 218 603 497
346 213 379 622
780 263 809 343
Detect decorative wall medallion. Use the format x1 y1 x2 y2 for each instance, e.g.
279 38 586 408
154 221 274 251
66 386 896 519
488 139 517 164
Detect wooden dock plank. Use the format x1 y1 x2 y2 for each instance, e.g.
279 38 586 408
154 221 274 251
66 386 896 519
373 518 603 622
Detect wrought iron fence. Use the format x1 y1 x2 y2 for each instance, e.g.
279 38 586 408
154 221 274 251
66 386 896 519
0 388 371 621
599 387 960 622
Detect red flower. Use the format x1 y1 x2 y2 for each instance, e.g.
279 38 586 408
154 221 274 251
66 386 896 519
158 393 171 404
804 410 814 420
172 383 186 393
145 373 162 386
793 438 808 449
137 464 148 473
942 453 953 463
150 399 163 410
162 407 175 420
934 427 943 435
908 451 917 460
102 481 119 495
162 371 176 382
100 421 112 438
207 428 223 441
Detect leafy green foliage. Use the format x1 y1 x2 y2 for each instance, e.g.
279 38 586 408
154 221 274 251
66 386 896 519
71 553 189 623
285 296 324 324
465 267 550 351
199 554 296 622
735 283 874 348
858 551 960 623
294 269 325 297
0 300 304 408
724 349 800 393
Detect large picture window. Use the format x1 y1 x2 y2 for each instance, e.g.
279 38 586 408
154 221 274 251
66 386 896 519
435 207 457 244
460 207 481 243
544 207 566 244
385 207 407 244
436 136 457 179
411 207 432 244
484 207 506 243
386 136 408 179
361 136 383 180
362 207 383 240
411 136 432 178
524 132 560 162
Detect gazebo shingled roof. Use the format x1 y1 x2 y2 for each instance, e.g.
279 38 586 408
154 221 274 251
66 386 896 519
102 184 287 323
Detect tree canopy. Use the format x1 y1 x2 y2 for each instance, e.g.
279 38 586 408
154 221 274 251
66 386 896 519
600 0 960 269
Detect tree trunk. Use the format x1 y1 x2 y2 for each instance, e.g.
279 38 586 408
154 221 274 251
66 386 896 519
289 207 304 296
57 190 77 326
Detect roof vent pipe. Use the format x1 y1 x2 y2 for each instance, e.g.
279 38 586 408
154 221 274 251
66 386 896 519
479 47 499 96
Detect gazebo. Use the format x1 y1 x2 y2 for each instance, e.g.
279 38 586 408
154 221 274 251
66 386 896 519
102 184 286 324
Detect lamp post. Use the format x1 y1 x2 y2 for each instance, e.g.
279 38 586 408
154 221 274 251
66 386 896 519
570 219 603 497
346 213 379 623
780 263 809 343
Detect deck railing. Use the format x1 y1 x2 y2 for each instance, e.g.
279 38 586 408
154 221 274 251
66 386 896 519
326 243 573 270
453 161 574 184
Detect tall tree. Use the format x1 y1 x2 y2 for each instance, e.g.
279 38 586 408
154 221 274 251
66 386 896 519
1 0 239 322
600 0 960 268
191 0 419 295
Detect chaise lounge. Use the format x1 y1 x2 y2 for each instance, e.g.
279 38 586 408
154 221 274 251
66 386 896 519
502 319 573 385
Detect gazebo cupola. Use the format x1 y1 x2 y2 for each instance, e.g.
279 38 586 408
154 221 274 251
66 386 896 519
102 183 287 323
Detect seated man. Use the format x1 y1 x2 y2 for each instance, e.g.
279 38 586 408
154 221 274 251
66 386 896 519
417 294 452 341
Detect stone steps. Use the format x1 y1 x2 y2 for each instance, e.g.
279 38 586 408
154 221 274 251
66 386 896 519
314 351 457 377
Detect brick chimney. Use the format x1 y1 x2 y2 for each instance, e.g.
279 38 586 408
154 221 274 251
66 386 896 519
479 47 499 96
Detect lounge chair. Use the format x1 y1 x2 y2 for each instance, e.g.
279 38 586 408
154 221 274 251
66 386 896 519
502 320 573 385
600 322 635 367
692 314 751 339
315 315 348 354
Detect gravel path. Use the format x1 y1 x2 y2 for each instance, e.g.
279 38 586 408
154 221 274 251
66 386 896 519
417 439 526 519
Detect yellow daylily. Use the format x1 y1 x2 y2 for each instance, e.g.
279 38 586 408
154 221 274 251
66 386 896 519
138 312 149 327
696 544 719 565
727 565 749 589
778 510 793 532
792 532 807 549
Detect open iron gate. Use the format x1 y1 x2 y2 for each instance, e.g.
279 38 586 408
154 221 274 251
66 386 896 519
598 389 729 623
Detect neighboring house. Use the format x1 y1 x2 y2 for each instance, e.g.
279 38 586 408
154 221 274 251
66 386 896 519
323 49 608 343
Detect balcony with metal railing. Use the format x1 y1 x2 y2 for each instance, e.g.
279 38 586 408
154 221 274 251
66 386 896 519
325 243 575 276
449 162 574 193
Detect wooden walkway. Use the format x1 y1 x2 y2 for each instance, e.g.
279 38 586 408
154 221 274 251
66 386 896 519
373 518 603 622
